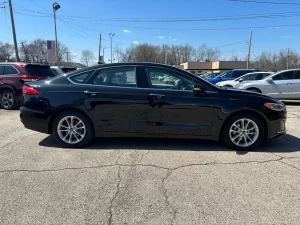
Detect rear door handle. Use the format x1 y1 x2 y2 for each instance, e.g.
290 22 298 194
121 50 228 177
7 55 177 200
84 91 99 95
150 93 165 98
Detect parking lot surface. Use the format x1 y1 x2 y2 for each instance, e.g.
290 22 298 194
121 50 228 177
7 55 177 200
0 102 300 225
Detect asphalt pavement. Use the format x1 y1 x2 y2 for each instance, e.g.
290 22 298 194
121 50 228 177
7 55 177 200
0 102 300 225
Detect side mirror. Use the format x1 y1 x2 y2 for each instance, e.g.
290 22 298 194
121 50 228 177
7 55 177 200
266 77 273 82
193 84 205 96
218 76 222 80
238 78 243 83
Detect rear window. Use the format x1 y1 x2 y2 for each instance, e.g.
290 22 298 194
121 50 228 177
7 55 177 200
24 65 56 78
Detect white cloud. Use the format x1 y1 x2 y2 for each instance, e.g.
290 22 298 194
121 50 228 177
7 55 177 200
281 35 295 38
123 29 131 33
157 36 165 39
132 41 139 45
172 38 177 41
274 27 280 29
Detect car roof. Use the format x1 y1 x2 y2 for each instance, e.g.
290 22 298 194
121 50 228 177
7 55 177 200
65 62 186 75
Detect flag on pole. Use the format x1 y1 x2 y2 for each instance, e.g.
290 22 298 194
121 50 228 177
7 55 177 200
47 40 56 63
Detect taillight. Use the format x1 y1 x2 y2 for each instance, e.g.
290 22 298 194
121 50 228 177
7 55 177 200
21 76 40 82
23 86 40 96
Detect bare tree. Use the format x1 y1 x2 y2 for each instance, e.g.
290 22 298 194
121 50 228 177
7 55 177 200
81 50 95 66
0 42 14 61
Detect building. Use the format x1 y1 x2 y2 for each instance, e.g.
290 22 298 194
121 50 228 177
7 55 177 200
175 61 247 74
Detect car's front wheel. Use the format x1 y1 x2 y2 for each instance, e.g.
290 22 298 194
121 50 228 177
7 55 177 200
52 110 94 148
222 113 265 150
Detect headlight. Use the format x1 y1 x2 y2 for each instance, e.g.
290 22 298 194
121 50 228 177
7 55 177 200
264 103 286 111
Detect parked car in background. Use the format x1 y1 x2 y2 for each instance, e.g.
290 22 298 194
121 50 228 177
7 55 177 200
51 66 64 76
0 63 56 110
20 62 286 150
216 72 273 88
238 69 300 99
51 66 78 76
205 69 260 85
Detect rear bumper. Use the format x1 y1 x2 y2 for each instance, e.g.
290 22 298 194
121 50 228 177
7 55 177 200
20 106 49 134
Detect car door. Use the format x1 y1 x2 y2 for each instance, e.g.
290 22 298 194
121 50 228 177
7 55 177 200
291 70 300 99
80 66 148 134
264 71 294 99
141 66 215 137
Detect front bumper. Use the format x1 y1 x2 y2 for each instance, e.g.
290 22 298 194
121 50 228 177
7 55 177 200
267 118 287 139
20 106 49 134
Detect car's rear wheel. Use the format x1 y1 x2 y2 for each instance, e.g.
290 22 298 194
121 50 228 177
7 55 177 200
52 110 94 148
0 90 17 110
222 113 265 150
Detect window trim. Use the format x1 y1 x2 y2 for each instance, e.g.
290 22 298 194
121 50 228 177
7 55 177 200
3 65 20 75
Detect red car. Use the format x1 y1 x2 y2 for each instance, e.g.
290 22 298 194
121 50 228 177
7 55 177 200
0 63 56 110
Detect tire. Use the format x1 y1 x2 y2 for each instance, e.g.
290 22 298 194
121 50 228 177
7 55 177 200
222 113 265 150
52 110 94 148
0 90 17 110
247 88 261 93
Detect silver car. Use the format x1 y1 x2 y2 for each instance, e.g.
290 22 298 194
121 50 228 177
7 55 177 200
237 69 300 100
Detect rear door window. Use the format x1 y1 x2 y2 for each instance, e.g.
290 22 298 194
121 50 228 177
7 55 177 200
273 71 294 80
294 71 300 79
24 65 56 78
0 66 4 75
4 66 19 75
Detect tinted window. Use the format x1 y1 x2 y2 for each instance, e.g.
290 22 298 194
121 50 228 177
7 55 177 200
294 71 300 79
233 71 247 78
145 67 194 91
0 66 4 75
273 71 294 80
220 71 233 78
243 73 257 81
4 66 18 75
90 67 136 87
69 71 94 84
24 65 56 78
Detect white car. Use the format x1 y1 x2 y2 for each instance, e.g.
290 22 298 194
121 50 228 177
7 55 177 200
237 69 300 100
216 72 272 88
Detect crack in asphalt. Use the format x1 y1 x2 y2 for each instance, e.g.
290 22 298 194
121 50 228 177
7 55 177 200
139 150 150 163
162 169 177 225
108 165 121 225
0 133 39 148
290 113 300 119
2 155 300 174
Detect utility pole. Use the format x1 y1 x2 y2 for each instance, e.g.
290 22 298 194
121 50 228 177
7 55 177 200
8 0 20 61
287 48 290 69
66 52 69 66
98 34 102 63
21 41 29 62
165 49 168 64
247 31 252 69
109 33 115 63
102 47 105 62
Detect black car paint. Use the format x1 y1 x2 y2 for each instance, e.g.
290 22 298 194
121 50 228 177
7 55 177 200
20 63 286 142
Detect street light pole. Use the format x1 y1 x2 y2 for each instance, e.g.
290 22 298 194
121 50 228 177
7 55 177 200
109 33 115 63
53 2 60 66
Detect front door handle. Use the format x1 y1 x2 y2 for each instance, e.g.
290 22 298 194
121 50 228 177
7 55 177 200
150 93 165 98
84 91 99 95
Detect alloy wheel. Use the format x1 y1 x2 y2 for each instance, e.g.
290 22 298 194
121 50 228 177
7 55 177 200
57 116 86 144
1 92 14 109
229 118 259 147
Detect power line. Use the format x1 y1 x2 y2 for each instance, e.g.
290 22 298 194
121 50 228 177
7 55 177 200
12 8 300 31
229 0 300 5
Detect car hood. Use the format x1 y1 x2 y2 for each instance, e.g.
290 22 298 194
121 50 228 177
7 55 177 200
220 87 281 103
217 80 235 85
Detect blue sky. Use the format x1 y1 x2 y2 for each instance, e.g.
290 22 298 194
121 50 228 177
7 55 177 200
1 0 300 63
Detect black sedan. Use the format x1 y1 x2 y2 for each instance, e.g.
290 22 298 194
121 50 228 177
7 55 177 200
20 63 287 150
